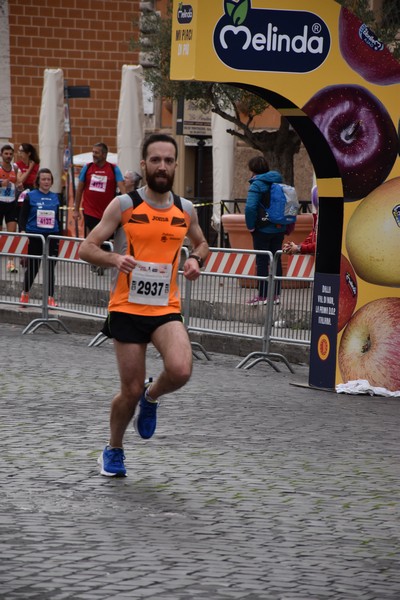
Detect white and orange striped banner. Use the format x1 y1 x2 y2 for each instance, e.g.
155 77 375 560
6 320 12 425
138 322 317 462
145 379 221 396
0 235 28 255
204 251 256 275
286 254 315 278
0 235 82 260
58 239 82 260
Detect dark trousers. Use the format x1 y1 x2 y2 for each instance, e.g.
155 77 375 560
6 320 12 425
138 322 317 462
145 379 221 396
83 213 101 236
24 236 59 297
251 230 284 298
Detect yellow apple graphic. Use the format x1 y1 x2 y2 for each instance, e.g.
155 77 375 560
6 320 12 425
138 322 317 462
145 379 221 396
346 177 400 286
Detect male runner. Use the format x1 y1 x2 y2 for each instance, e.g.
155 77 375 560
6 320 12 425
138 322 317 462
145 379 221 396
79 133 209 477
0 144 19 272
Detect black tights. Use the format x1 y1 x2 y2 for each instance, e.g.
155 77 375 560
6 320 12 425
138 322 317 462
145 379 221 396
23 236 59 297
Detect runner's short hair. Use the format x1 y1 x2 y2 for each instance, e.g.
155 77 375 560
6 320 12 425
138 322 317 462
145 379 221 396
142 134 178 161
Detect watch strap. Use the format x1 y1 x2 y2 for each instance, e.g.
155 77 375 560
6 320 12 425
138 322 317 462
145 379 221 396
188 254 204 268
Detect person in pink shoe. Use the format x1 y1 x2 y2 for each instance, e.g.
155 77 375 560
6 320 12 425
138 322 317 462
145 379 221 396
19 168 60 307
245 156 290 306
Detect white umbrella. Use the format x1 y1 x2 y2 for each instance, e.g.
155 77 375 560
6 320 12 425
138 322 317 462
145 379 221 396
212 111 235 231
73 151 118 167
38 68 64 193
117 65 144 176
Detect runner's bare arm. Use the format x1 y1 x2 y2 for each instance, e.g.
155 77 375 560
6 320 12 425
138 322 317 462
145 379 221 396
79 197 136 273
73 180 85 220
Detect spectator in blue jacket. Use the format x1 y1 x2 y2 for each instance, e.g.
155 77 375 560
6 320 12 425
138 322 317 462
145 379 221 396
245 156 286 306
19 168 60 307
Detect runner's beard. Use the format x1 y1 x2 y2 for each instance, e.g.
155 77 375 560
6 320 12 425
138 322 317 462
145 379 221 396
146 171 175 194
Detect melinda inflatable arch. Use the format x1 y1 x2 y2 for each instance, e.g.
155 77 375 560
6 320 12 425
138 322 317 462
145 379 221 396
230 82 344 276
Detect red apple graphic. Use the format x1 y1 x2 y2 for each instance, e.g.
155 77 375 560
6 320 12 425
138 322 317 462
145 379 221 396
303 85 398 200
338 297 400 392
338 254 358 332
339 8 400 86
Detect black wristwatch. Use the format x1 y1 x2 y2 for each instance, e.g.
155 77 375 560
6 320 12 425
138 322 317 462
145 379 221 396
188 254 204 268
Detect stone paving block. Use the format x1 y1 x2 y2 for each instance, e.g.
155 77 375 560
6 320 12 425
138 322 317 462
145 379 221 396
1 324 400 599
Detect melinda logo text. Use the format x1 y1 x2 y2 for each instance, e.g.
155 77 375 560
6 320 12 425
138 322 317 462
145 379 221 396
220 23 325 54
213 3 331 73
177 3 193 24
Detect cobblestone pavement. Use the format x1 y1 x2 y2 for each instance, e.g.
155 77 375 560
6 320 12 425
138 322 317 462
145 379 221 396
1 323 400 600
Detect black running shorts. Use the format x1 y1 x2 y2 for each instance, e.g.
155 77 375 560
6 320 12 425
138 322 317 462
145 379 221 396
101 311 184 343
0 200 18 223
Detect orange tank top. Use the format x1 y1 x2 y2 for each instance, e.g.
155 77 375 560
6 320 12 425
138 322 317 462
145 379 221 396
108 190 192 317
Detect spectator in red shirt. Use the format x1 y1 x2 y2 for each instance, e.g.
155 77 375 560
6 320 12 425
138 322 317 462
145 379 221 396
283 185 318 256
73 142 126 236
16 143 40 193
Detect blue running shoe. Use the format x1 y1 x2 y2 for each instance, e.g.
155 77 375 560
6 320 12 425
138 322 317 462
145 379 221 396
134 380 158 439
98 445 126 477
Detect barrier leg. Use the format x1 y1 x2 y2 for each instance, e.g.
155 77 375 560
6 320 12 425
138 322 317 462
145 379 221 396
236 350 295 373
244 356 281 372
22 317 71 335
88 332 109 347
265 352 295 373
191 341 211 360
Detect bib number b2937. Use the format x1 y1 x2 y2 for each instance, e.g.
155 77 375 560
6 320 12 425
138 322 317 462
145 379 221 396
128 260 172 306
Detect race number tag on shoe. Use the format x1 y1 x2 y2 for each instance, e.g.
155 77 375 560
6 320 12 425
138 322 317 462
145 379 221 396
36 209 56 229
128 260 172 306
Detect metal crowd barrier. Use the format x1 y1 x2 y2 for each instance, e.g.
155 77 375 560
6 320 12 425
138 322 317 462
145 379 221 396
235 250 313 371
186 247 291 372
0 230 44 308
0 234 314 370
0 231 68 334
47 234 112 315
0 232 112 334
186 247 314 371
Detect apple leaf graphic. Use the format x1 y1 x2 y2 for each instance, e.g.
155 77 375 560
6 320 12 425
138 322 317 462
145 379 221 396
224 0 249 26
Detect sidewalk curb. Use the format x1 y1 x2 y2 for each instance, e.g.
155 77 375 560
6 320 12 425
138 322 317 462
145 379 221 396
0 306 310 364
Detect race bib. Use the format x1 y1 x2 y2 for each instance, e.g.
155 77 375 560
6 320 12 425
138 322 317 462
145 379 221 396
128 260 172 306
89 174 107 193
37 209 55 229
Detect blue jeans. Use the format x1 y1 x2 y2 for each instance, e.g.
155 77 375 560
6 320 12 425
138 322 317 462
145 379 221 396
251 230 284 298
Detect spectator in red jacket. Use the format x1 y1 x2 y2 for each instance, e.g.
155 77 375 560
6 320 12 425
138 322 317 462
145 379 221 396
73 142 126 236
16 143 40 192
283 185 318 256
